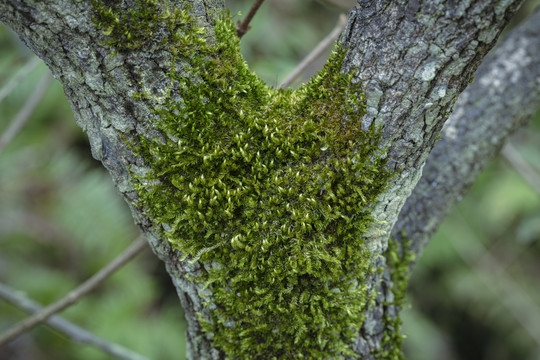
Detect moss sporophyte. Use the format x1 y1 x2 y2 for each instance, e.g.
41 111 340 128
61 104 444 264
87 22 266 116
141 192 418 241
94 1 393 358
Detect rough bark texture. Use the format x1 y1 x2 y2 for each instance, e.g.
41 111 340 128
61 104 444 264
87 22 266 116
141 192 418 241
392 6 540 259
1 0 537 358
340 0 522 254
337 1 525 357
0 1 225 357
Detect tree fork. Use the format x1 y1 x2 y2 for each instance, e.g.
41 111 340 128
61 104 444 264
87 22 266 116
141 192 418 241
0 0 530 358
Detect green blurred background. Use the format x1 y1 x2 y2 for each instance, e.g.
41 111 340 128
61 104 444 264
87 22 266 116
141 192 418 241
1 1 540 359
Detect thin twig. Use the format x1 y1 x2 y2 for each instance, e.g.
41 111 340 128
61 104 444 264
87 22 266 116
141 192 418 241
0 236 147 346
501 142 540 195
0 72 52 156
236 0 265 38
0 283 149 360
0 56 41 105
279 14 348 89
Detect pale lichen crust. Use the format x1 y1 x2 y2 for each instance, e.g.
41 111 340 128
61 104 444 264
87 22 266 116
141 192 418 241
94 1 393 358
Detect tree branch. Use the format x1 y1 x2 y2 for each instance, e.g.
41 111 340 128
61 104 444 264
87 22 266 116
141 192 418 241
0 72 52 155
340 0 524 255
236 0 265 38
0 283 149 360
392 6 540 259
2 2 226 357
0 0 531 357
0 237 147 346
338 2 523 356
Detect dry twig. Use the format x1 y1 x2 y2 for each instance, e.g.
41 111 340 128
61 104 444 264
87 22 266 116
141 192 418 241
279 14 348 89
0 56 41 105
501 142 540 195
0 72 52 156
0 236 147 346
450 212 540 346
236 0 265 38
0 283 148 360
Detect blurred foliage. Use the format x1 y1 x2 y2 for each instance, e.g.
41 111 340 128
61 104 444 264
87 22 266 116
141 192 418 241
1 1 540 359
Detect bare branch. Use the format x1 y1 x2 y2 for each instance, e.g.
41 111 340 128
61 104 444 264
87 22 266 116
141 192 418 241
0 283 149 360
0 56 41 105
392 7 540 259
236 0 265 38
279 14 348 89
339 0 523 257
0 72 52 155
502 142 540 195
0 236 147 346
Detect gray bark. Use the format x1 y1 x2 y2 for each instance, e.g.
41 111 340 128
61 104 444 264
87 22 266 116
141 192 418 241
340 0 522 255
337 2 526 357
1 0 536 358
392 6 540 259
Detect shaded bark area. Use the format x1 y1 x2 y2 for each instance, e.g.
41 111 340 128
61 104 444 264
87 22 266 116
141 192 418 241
0 0 535 358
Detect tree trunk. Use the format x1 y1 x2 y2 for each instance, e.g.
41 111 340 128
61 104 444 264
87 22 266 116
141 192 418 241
2 0 538 358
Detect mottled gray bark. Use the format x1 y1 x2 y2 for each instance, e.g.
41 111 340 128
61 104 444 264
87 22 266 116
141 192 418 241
0 1 225 357
340 0 522 255
337 2 525 357
392 7 540 260
0 0 534 358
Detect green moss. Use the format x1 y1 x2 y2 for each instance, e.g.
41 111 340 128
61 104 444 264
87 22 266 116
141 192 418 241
375 234 415 360
94 2 393 358
93 0 163 51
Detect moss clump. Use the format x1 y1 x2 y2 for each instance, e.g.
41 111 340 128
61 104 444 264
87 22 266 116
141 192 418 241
375 235 415 360
93 0 164 51
92 0 204 53
94 1 393 358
